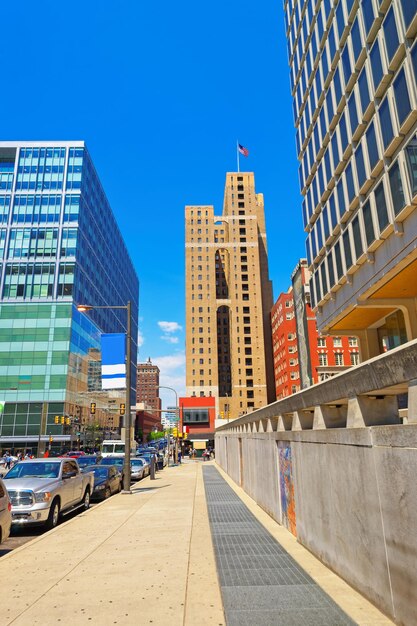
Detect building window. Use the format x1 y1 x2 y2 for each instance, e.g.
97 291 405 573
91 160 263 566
318 337 326 347
388 162 405 216
335 352 344 365
333 337 342 347
319 353 328 366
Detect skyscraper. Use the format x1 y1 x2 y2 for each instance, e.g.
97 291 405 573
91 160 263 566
285 0 417 360
0 141 138 453
185 172 275 421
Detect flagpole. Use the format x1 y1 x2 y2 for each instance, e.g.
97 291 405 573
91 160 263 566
237 140 240 173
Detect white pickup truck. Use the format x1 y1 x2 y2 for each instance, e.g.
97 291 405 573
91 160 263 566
3 457 94 529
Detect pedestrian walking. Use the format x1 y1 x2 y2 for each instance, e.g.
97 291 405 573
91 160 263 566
5 452 11 469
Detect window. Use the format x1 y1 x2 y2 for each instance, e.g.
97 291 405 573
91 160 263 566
370 39 383 90
350 352 360 365
388 162 405 216
379 98 394 150
366 121 379 171
333 336 342 347
355 144 366 189
351 17 363 63
318 337 326 347
335 353 344 365
319 353 328 366
362 0 376 35
348 336 358 346
348 91 359 136
352 215 363 259
358 67 370 115
393 68 412 127
405 141 417 197
383 7 399 64
362 200 375 246
374 180 390 231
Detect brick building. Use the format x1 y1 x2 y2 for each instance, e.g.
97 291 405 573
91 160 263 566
136 358 161 418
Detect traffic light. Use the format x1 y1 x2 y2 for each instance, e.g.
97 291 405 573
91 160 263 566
120 403 126 415
66 417 71 425
54 416 59 424
49 435 53 443
90 402 96 414
220 411 224 418
61 416 65 424
172 427 178 437
227 411 231 419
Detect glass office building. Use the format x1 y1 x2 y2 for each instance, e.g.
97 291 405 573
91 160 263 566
284 0 417 359
0 141 139 453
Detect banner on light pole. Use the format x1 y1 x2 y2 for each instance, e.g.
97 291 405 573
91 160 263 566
101 333 126 390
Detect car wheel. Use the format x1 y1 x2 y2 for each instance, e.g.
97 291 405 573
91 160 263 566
105 487 111 499
82 488 91 510
46 499 60 530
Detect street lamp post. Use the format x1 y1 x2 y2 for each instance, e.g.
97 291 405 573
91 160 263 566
77 301 133 492
157 385 178 464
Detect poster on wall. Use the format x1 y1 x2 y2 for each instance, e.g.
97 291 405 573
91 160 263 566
278 441 297 536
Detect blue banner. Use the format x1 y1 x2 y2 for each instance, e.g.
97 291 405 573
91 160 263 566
101 333 126 390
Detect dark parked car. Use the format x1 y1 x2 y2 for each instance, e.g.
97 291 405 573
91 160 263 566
98 456 126 488
83 465 122 500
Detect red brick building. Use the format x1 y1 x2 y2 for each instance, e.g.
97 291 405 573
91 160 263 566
272 260 360 398
136 358 162 418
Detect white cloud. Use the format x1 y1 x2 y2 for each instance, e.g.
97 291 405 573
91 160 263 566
158 321 182 333
161 335 179 344
153 353 185 372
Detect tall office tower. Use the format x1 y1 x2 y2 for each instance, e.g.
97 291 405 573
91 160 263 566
0 141 138 453
136 357 161 418
185 172 275 420
285 0 417 360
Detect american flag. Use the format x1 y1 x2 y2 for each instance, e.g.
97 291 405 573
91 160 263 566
238 143 249 157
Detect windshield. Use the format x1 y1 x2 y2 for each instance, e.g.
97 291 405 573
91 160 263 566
102 444 115 453
6 462 60 479
114 443 125 453
131 459 144 466
88 467 109 478
77 457 96 467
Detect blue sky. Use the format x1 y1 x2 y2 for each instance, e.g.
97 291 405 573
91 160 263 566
2 1 304 410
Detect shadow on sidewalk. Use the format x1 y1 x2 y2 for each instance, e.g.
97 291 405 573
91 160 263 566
131 483 172 494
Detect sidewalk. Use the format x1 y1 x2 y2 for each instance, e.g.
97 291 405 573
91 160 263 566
0 460 393 626
0 460 224 626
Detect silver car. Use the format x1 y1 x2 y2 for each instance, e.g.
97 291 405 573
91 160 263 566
130 458 145 481
0 477 12 544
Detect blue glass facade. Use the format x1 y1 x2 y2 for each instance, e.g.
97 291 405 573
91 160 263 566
0 142 139 453
284 0 417 341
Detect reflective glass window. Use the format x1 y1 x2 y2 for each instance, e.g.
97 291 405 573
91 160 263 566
355 143 366 188
342 45 352 83
362 199 375 246
0 196 10 224
337 178 346 216
323 204 330 239
324 148 332 182
362 0 376 35
331 131 340 168
328 25 336 59
358 67 370 114
327 252 335 288
329 192 337 229
411 43 417 84
352 215 363 258
370 39 383 90
374 179 390 231
322 45 329 81
339 112 349 153
388 161 405 216
63 196 80 222
399 0 417 29
326 88 334 123
320 261 328 294
405 141 417 196
351 17 363 63
345 162 356 203
379 98 394 149
393 68 411 127
383 7 399 64
366 121 379 170
348 91 359 135
334 67 343 106
334 239 343 279
343 230 352 269
61 228 78 257
314 270 322 303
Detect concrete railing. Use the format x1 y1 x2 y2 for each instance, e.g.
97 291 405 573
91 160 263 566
215 339 417 626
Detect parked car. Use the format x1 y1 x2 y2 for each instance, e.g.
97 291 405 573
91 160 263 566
82 465 122 500
98 456 126 488
134 457 150 477
0 477 12 544
3 458 94 529
130 458 145 481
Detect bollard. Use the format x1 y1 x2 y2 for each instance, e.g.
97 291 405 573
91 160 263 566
150 455 156 480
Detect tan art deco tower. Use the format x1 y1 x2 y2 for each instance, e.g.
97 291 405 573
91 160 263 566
185 172 275 421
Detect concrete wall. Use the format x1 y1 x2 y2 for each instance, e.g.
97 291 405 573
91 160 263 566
216 425 417 626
